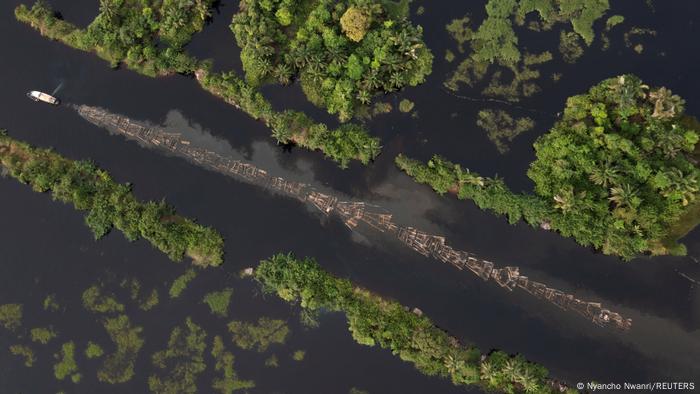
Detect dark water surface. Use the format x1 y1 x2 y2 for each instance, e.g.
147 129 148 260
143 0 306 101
1 1 699 393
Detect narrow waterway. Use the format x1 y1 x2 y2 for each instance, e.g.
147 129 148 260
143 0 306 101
1 0 699 393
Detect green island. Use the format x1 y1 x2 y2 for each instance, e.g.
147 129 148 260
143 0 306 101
15 0 381 167
230 0 433 121
397 75 700 259
254 253 570 393
0 131 224 266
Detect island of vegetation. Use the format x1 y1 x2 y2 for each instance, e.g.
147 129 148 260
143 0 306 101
230 0 433 121
397 75 700 259
0 131 224 266
15 0 381 167
254 253 570 393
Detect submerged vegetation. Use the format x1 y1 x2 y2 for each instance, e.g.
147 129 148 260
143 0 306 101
99 315 145 384
231 0 433 121
0 133 224 266
149 317 207 394
54 341 80 382
444 0 612 102
15 0 381 167
0 303 23 331
227 317 290 352
211 336 256 393
169 268 198 299
254 253 564 393
203 288 234 318
397 75 700 259
10 344 36 367
476 109 534 153
30 327 57 344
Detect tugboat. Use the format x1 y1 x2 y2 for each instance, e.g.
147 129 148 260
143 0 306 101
27 90 60 105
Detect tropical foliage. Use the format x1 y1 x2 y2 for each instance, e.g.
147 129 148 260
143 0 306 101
397 75 700 260
254 253 563 393
16 1 381 167
0 133 224 266
230 0 433 120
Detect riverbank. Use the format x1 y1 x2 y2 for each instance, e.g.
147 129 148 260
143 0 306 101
253 253 575 394
0 130 224 266
14 1 381 168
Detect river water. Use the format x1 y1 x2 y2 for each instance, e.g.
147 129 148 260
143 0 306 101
0 1 699 393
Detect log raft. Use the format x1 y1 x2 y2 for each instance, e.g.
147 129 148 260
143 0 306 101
74 104 633 331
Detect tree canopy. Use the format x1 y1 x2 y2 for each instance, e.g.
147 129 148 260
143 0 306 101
231 0 433 120
397 75 700 260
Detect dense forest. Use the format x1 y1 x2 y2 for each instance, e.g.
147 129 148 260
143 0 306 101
254 253 573 393
231 0 433 121
15 0 381 167
397 75 700 260
0 130 224 266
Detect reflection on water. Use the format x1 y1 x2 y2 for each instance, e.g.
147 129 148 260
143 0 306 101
74 104 632 331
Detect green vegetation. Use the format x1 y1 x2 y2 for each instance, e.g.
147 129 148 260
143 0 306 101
559 30 584 63
211 336 256 393
30 327 57 344
15 0 211 76
399 99 415 113
292 349 306 361
139 289 160 311
444 0 611 101
254 253 562 393
227 317 289 352
0 304 22 331
86 341 105 359
149 317 207 394
16 0 381 168
10 344 36 367
196 68 381 168
169 268 198 299
476 109 534 153
203 288 234 317
0 133 224 266
98 315 145 384
54 342 80 382
264 354 279 367
397 75 700 259
83 285 125 314
230 0 433 120
43 294 60 311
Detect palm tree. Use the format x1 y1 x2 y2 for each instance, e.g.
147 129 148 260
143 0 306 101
273 63 293 85
664 169 699 205
609 183 639 209
480 362 499 388
356 89 372 105
444 355 464 375
589 160 620 188
99 0 118 22
553 186 574 212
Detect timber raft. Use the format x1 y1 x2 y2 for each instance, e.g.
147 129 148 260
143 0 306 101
74 104 633 331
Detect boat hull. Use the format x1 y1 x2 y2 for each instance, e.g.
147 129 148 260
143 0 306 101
27 91 59 105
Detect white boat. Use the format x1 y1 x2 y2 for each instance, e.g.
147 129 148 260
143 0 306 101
27 90 60 105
